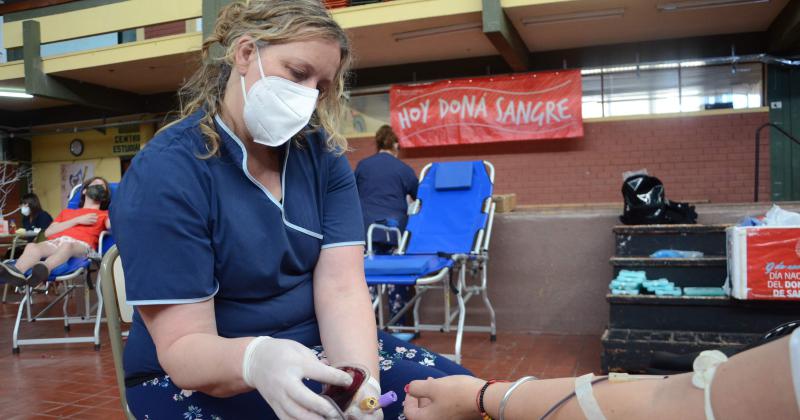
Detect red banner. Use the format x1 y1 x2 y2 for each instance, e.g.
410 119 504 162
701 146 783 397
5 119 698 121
390 70 583 148
745 228 800 300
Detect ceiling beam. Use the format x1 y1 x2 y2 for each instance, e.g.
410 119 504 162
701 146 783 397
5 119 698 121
3 0 126 23
482 0 530 72
0 92 177 129
768 0 800 54
22 20 143 113
0 0 73 16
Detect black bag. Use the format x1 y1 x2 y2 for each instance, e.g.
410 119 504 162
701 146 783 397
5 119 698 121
620 175 697 225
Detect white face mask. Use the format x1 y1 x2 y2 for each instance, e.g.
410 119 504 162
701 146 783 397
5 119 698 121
241 47 319 147
20 205 30 217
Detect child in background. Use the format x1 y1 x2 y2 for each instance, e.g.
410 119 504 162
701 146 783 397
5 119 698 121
0 177 111 287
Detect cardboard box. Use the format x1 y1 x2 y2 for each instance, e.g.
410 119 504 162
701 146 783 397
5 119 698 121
727 226 800 300
492 194 516 213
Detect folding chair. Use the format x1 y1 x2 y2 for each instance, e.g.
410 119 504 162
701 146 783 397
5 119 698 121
364 161 497 364
67 183 118 257
99 245 136 420
11 183 117 353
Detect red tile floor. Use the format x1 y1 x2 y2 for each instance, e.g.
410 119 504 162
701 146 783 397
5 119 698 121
0 291 602 419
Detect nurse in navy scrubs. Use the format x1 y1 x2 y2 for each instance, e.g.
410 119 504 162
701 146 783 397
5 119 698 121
112 1 469 419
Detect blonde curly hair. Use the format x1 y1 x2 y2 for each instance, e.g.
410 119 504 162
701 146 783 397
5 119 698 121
176 0 351 156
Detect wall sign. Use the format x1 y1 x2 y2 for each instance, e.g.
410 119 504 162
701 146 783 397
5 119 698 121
390 70 583 148
113 133 141 156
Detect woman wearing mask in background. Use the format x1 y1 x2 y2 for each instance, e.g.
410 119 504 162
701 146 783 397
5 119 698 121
20 193 53 232
7 193 54 260
111 1 470 419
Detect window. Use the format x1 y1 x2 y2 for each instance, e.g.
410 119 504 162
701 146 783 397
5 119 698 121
582 74 602 119
582 62 763 118
679 63 762 112
40 33 120 57
342 93 391 138
604 68 680 116
2 31 139 62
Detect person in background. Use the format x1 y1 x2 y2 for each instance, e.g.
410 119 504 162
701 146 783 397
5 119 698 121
20 193 53 232
0 177 110 287
355 125 418 323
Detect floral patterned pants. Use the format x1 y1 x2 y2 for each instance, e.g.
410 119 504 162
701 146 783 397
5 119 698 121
369 285 413 324
127 330 471 420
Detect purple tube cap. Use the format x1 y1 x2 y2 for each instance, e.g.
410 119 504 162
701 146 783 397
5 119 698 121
378 391 398 408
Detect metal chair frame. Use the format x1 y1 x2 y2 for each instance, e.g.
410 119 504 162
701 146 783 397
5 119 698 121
100 245 136 420
10 183 113 353
370 161 497 364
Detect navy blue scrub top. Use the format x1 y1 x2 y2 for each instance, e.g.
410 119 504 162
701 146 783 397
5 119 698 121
112 111 365 380
354 152 418 234
22 211 53 231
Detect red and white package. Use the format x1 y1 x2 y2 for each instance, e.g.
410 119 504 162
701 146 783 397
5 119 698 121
728 226 800 300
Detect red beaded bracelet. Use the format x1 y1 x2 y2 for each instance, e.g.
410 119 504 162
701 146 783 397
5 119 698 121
475 379 509 420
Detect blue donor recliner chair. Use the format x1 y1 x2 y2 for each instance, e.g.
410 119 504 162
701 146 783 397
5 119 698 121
11 182 117 353
364 161 497 364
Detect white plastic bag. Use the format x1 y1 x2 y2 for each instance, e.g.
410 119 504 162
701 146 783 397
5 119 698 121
622 168 648 182
763 204 800 226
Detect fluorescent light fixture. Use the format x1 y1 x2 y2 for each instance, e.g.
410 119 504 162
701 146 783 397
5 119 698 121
657 0 769 12
522 8 625 25
393 22 482 42
644 63 680 70
0 89 33 99
680 60 707 67
603 65 638 73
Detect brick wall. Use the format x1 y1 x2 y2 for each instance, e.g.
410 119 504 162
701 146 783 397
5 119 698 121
345 111 771 205
144 21 186 40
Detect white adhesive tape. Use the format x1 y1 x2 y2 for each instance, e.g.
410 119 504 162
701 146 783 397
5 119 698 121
574 373 607 420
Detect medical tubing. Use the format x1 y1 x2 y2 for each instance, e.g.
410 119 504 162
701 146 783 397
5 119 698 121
499 376 537 420
760 320 799 344
539 377 608 420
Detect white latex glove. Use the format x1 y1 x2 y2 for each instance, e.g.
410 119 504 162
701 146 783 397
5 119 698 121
242 336 353 420
344 376 384 420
